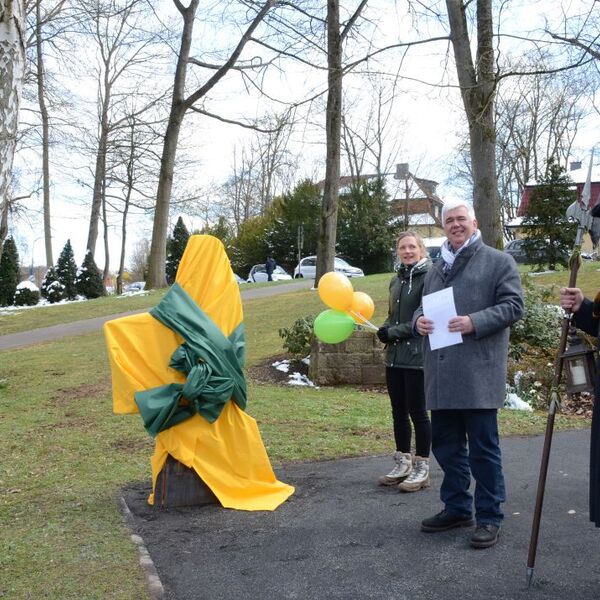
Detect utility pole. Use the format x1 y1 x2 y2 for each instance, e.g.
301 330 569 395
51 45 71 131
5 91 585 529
395 163 410 230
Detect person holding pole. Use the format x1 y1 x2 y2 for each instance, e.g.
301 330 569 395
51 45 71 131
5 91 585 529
376 231 432 491
414 199 524 548
559 285 600 527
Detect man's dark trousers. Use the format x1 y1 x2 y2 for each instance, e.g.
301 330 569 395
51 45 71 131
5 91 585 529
431 409 505 526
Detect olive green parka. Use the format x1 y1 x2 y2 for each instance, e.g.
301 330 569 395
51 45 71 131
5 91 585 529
382 257 432 369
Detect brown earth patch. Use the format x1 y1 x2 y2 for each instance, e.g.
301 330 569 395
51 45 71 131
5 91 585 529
49 380 111 404
111 438 154 453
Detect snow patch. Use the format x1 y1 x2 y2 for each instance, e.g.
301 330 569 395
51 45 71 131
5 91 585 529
504 392 533 412
272 358 319 388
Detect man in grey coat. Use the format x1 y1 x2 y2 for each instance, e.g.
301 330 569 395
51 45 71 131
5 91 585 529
414 199 524 548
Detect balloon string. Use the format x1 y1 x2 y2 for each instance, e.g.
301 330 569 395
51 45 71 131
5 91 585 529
349 310 378 331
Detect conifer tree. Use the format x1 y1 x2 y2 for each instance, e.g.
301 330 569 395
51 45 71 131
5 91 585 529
76 250 106 299
165 217 190 284
522 160 576 270
41 266 65 303
55 240 78 300
0 236 20 306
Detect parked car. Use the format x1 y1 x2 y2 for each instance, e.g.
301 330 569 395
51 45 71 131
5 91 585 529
233 273 247 284
293 256 364 279
247 264 292 283
125 281 146 292
422 236 446 263
504 239 568 264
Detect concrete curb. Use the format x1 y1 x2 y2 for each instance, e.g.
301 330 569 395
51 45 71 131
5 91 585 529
119 495 165 600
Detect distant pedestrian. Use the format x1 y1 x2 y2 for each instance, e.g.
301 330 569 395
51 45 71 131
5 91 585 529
377 231 432 492
266 256 276 282
414 199 524 549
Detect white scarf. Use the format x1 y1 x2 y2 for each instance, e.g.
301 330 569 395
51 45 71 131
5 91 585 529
441 230 481 271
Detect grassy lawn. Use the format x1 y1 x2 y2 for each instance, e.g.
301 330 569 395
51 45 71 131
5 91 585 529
0 268 594 598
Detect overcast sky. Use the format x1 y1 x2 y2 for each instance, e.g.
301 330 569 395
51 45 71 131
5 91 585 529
11 0 600 270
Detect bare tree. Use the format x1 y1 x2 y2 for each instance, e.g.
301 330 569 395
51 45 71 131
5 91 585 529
79 0 164 260
0 0 26 246
146 0 277 288
24 0 70 266
445 0 501 247
314 0 369 283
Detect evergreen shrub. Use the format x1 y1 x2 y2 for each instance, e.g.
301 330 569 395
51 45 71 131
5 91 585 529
41 266 66 303
0 237 20 306
76 251 105 298
14 282 40 306
166 217 190 284
55 240 78 300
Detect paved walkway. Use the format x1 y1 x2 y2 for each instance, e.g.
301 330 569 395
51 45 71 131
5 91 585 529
0 280 315 351
122 429 599 600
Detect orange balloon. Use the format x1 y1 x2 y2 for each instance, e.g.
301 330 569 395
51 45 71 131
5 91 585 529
350 291 374 324
318 271 354 311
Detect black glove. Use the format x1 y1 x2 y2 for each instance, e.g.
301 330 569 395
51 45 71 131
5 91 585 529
377 326 390 343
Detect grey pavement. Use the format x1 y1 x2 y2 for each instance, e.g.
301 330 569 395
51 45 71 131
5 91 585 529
0 279 315 351
122 429 600 600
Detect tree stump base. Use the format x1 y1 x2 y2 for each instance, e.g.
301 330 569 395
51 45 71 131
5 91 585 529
154 455 219 508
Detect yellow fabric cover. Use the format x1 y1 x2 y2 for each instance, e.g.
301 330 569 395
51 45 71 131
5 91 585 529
104 234 294 510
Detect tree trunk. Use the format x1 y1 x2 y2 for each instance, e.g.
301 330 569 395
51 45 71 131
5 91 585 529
35 0 53 266
87 78 110 257
446 0 501 247
146 0 274 289
316 0 342 284
0 0 25 247
146 0 197 289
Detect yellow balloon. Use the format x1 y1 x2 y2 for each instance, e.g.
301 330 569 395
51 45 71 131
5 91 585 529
318 271 354 311
350 291 374 324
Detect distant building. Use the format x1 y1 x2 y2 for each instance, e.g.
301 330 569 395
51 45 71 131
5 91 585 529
316 170 445 238
514 161 600 218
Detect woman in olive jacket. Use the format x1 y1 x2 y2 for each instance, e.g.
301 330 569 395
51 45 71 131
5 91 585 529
377 231 432 492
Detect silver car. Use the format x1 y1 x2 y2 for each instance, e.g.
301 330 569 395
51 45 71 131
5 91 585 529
293 256 364 279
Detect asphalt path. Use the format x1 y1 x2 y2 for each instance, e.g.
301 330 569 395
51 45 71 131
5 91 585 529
0 279 315 351
122 429 600 600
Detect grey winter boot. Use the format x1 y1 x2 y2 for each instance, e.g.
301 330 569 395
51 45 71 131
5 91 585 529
377 452 412 486
398 456 430 492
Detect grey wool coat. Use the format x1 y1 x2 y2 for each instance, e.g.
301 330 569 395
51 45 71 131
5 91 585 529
413 238 524 410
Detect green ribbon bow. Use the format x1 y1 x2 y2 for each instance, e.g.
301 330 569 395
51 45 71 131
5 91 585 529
134 283 247 436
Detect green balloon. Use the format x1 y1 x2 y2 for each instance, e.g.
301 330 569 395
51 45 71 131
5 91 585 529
313 309 355 344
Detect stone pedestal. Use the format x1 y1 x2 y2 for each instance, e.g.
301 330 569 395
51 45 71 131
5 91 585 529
309 329 385 386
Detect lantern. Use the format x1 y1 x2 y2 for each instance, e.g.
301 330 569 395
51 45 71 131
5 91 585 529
561 328 597 394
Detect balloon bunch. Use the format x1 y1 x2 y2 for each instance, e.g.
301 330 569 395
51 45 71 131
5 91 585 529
313 272 378 344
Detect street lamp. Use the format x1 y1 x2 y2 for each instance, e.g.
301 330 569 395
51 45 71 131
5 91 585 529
394 163 410 230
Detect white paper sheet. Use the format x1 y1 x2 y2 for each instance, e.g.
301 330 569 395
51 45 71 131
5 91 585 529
422 287 463 351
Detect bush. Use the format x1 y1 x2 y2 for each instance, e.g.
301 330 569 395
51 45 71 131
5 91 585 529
41 266 65 303
278 315 315 356
13 282 41 306
507 276 563 410
76 251 105 299
509 277 561 362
